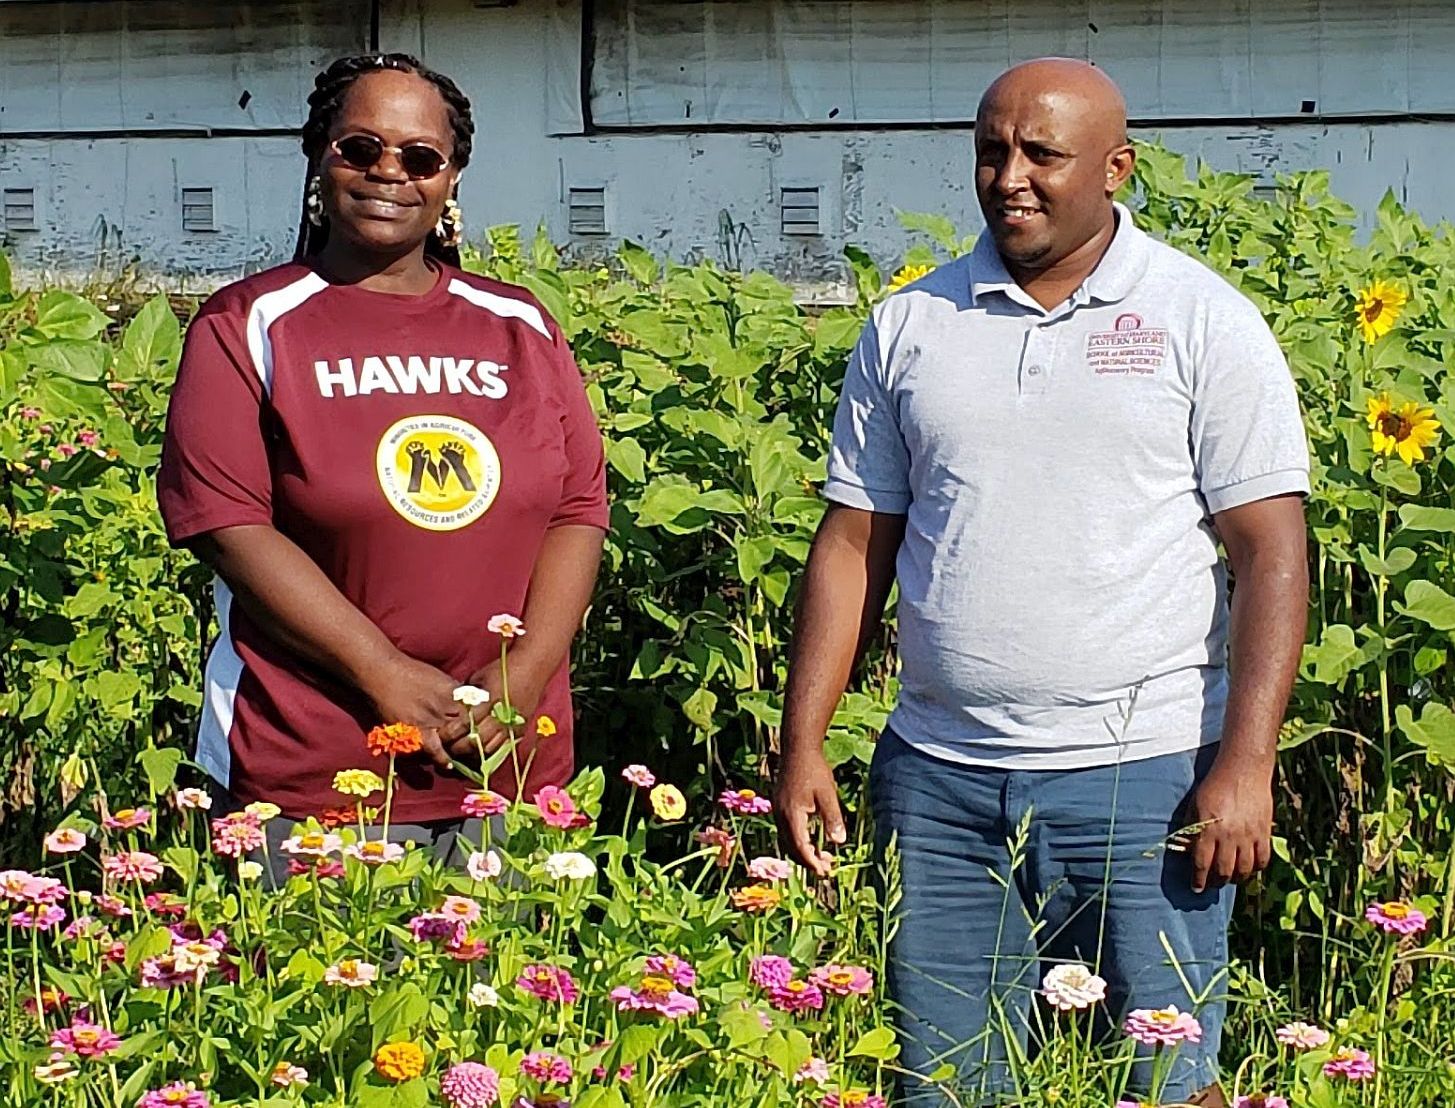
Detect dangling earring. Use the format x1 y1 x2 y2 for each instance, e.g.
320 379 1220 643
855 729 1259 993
435 197 463 247
306 176 325 227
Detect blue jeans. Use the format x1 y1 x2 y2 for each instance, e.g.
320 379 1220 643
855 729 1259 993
870 731 1234 1106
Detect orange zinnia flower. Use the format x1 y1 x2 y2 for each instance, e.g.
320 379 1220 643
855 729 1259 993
730 884 782 913
373 1041 426 1081
366 722 424 757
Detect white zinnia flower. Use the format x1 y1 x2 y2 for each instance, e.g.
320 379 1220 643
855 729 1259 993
1040 962 1107 1011
544 851 596 881
453 685 490 707
236 860 264 881
324 959 378 988
468 982 500 1008
467 850 502 882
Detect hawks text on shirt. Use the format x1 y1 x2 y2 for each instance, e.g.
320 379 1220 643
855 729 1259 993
313 355 510 398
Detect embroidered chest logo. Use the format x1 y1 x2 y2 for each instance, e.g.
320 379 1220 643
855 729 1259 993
375 415 501 531
1085 312 1168 376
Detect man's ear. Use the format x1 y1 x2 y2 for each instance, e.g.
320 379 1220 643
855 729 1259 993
1105 144 1136 196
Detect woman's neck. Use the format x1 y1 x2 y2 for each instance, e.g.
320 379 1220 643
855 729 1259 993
313 240 439 295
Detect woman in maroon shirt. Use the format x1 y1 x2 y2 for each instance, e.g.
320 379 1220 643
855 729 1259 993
157 54 607 868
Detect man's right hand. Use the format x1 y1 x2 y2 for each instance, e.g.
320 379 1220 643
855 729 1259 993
361 653 462 772
774 747 847 879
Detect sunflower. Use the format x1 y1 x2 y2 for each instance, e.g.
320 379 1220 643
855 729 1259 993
887 263 934 292
1354 280 1407 343
1366 392 1442 465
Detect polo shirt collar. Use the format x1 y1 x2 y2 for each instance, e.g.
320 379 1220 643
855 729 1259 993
968 201 1149 310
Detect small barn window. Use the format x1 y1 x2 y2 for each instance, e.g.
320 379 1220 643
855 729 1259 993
780 186 820 236
4 188 37 233
568 186 608 235
182 187 216 232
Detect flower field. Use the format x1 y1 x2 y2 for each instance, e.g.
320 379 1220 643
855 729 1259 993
2 145 1455 1105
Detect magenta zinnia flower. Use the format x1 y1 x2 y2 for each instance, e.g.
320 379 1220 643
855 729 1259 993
768 978 825 1014
137 1081 210 1107
408 913 466 946
644 953 697 988
1324 1047 1375 1081
516 963 579 1004
49 1018 122 1059
1 872 68 904
533 786 580 830
749 953 795 989
809 963 875 997
519 1051 572 1084
718 788 773 815
1234 1095 1289 1108
441 1061 501 1108
11 905 67 931
610 972 700 1018
821 1092 887 1108
103 850 162 885
1122 1006 1202 1047
1365 900 1428 936
102 807 151 832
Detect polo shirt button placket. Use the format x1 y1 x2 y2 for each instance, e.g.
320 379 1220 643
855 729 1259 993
1019 328 1054 398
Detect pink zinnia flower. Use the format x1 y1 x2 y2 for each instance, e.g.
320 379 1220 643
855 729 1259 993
621 765 656 788
750 954 795 989
1123 1006 1202 1047
719 788 773 815
210 813 264 859
519 1051 572 1084
409 913 466 946
344 840 405 866
49 1018 122 1058
487 613 526 638
644 953 697 989
768 978 825 1014
44 828 88 854
280 831 343 857
147 893 189 918
95 894 132 919
461 790 510 818
747 856 793 882
286 857 344 879
56 443 78 459
102 807 151 832
1365 900 1428 936
20 406 40 419
15 874 68 905
795 1056 830 1084
516 963 579 1004
137 1081 210 1107
695 826 737 867
610 973 700 1018
441 1061 501 1108
76 430 99 447
809 963 875 996
533 785 580 830
0 870 37 901
1275 1021 1330 1050
12 905 67 931
1324 1047 1376 1081
821 1092 887 1108
447 937 490 962
1234 1096 1289 1108
439 895 482 924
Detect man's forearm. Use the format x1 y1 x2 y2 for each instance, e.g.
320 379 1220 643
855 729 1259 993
1218 545 1308 770
781 507 904 759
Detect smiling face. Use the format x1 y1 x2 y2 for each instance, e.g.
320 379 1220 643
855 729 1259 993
974 60 1133 277
318 69 459 257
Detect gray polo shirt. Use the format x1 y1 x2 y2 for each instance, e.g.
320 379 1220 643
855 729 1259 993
825 204 1309 769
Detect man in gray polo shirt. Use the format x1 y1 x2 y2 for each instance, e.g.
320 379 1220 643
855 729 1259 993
776 59 1309 1107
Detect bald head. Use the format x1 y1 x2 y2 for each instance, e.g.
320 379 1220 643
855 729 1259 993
973 58 1136 284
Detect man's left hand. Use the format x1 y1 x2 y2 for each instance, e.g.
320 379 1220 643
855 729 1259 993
1183 760 1273 893
437 659 546 760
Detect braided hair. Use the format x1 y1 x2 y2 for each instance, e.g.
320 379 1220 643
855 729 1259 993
293 53 475 267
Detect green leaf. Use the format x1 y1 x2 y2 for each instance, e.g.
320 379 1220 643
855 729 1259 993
1398 504 1455 533
848 1026 901 1061
1396 702 1455 768
895 210 960 254
1304 624 1361 685
616 1023 661 1065
138 747 184 795
90 670 142 710
1399 580 1455 631
1358 545 1417 577
618 240 660 286
0 252 11 297
719 1005 770 1048
682 686 717 731
605 437 647 484
34 291 110 340
369 983 430 1042
575 1088 627 1108
1371 461 1421 496
635 476 700 527
117 296 182 380
27 339 109 381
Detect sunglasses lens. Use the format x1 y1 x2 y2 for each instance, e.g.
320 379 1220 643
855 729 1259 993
335 134 383 170
400 145 447 179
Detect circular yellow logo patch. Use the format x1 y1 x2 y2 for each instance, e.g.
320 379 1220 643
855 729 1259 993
375 415 501 531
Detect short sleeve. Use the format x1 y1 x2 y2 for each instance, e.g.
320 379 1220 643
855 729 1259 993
156 309 275 545
822 316 912 514
1191 298 1311 515
548 330 609 530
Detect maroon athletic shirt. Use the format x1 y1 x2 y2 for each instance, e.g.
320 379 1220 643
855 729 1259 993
157 260 608 823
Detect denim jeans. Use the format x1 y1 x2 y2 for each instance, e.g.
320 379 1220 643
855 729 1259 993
870 731 1234 1106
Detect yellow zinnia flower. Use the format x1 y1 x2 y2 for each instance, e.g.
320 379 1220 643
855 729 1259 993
649 783 687 822
332 768 384 798
373 1041 425 1081
1366 392 1442 465
887 263 933 292
535 715 557 738
1354 280 1407 342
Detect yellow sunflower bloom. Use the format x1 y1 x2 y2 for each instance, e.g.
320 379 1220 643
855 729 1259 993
887 263 934 292
1366 392 1442 465
373 1041 425 1082
1354 280 1407 343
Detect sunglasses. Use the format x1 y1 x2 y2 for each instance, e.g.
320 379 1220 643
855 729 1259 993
329 133 450 180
